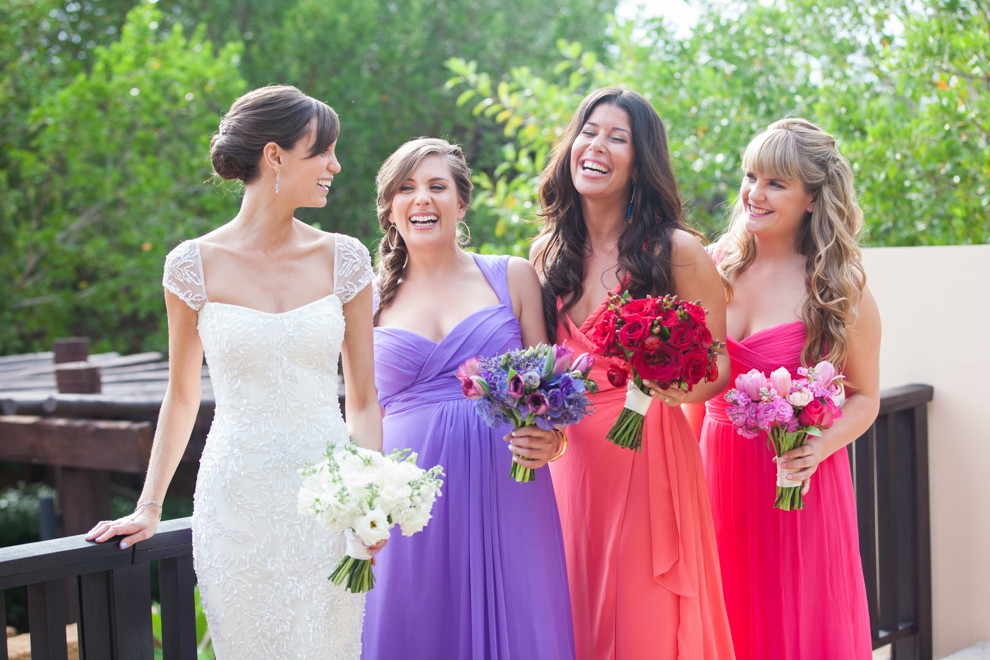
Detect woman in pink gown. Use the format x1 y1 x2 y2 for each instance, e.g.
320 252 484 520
698 118 881 660
530 87 735 660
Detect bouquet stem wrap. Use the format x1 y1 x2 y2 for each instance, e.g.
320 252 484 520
605 377 653 452
329 530 376 593
768 428 808 511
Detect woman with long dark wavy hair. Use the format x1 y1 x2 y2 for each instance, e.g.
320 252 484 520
697 118 879 660
530 87 735 659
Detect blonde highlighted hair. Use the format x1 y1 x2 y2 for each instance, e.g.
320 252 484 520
716 118 866 367
373 137 473 325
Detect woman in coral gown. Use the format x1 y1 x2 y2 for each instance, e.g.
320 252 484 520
362 138 574 660
530 87 735 660
699 118 881 660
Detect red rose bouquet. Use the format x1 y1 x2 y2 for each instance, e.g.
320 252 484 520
592 291 723 452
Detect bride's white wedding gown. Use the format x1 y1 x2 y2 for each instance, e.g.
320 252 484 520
163 234 373 660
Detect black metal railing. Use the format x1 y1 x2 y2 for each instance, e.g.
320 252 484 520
0 517 196 660
851 384 934 660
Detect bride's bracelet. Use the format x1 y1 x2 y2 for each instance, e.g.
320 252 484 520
549 429 568 462
135 500 163 520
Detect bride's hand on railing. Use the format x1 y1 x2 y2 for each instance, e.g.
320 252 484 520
85 502 162 549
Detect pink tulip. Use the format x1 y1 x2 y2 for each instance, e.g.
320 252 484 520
769 367 792 396
552 345 574 375
735 370 768 401
456 358 481 383
462 375 489 400
812 360 837 387
571 353 595 378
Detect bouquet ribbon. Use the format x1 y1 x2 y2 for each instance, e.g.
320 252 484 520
624 380 654 416
776 462 801 489
344 529 374 560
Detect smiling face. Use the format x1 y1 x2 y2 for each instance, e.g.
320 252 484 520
739 170 816 240
277 121 341 208
569 103 637 206
388 154 465 249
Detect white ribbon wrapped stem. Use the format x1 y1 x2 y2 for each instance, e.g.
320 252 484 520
776 461 802 488
344 528 374 560
624 380 654 416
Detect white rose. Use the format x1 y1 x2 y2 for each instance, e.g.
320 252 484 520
354 508 391 545
786 388 814 408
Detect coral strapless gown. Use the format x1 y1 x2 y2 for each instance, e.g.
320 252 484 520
700 322 872 660
550 290 735 660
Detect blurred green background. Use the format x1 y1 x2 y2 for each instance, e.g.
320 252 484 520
2 0 987 356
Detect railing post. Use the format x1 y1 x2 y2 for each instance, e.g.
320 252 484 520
77 571 113 659
158 555 197 660
27 579 68 660
913 403 933 660
0 589 8 660
109 564 154 660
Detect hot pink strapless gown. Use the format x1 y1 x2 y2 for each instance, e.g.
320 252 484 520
700 322 872 660
550 292 735 660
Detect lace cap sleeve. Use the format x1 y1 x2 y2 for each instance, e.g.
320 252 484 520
163 241 207 312
333 234 374 304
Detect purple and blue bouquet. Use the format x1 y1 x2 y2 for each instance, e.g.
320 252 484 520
456 343 598 483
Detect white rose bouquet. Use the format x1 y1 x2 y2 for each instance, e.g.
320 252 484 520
298 442 444 593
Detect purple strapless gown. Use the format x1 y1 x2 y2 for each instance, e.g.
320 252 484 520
362 254 574 660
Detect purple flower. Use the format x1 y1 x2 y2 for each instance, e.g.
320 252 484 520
508 374 526 399
547 388 565 411
527 392 549 415
552 345 574 375
571 353 595 378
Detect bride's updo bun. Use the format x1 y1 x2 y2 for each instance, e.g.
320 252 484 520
210 85 339 183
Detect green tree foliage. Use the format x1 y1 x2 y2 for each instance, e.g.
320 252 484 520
0 2 245 353
449 0 989 254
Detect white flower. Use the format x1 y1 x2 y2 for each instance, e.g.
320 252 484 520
354 508 390 545
786 388 814 408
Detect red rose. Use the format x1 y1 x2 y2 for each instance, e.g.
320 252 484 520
668 322 696 351
681 301 708 325
607 364 629 388
694 324 713 346
592 310 619 354
619 297 656 318
658 309 679 327
706 353 719 382
798 398 837 429
619 318 652 350
642 334 661 351
632 343 682 385
682 350 710 388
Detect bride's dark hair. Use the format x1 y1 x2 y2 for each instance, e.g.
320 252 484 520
533 87 701 340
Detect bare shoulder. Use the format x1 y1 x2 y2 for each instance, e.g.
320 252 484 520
853 283 881 334
669 228 710 266
529 232 551 265
506 255 541 289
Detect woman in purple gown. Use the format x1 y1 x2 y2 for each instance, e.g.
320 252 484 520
361 138 574 660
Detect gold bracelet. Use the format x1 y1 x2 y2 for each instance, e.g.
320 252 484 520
549 429 568 462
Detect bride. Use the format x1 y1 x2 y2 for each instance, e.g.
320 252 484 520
86 85 382 659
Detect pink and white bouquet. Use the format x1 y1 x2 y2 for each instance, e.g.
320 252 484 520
456 343 598 483
297 442 444 592
723 360 844 511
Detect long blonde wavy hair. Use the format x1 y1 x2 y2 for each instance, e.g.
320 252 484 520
716 118 866 367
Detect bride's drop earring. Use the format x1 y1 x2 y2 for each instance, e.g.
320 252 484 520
275 167 281 194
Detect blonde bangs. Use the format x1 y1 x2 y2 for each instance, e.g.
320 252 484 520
741 128 802 184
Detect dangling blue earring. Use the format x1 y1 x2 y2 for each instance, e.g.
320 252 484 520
626 181 636 221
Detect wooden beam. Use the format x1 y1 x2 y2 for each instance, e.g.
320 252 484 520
0 416 152 473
